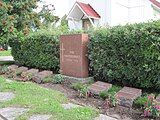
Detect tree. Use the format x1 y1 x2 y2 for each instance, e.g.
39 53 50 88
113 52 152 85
0 0 58 48
38 3 59 28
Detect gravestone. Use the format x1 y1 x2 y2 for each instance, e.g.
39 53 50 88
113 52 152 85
88 81 112 95
116 87 142 107
60 34 89 78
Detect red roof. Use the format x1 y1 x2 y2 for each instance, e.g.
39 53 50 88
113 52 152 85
76 2 101 18
150 0 160 8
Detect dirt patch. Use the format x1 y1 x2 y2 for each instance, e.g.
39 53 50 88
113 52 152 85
41 83 152 120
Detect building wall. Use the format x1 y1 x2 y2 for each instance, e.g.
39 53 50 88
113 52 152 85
68 0 108 29
110 0 155 26
68 20 82 30
68 0 159 29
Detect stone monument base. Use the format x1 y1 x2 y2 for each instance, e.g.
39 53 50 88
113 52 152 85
62 75 94 84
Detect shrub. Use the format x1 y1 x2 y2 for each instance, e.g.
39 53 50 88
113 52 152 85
10 29 61 72
88 20 160 90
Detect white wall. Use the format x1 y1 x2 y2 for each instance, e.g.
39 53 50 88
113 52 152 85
110 0 155 26
68 20 82 30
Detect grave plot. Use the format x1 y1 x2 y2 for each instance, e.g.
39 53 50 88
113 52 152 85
88 81 112 95
116 87 142 107
21 69 39 81
32 71 53 83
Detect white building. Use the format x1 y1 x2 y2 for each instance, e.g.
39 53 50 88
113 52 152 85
67 0 160 30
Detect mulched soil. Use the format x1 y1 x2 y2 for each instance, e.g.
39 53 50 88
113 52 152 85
41 83 157 120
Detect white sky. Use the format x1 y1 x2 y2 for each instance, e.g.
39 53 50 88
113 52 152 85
43 0 69 17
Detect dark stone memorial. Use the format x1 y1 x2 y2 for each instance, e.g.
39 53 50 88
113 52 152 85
60 34 89 78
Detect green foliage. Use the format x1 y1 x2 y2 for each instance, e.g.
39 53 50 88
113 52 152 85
0 0 59 45
88 20 160 90
144 95 160 118
99 85 122 100
53 74 64 84
108 93 118 107
0 65 9 74
0 0 39 44
10 28 63 72
134 95 148 108
38 4 59 28
43 74 64 84
72 83 89 98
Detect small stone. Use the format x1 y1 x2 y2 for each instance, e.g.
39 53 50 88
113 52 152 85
109 114 121 119
5 79 13 83
0 107 29 120
21 69 39 81
94 114 117 120
116 87 142 107
0 92 15 102
62 103 81 109
88 81 112 95
29 115 52 120
32 71 53 84
8 65 18 72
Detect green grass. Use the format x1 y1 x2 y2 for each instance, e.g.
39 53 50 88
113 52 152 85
0 77 98 120
133 95 148 108
0 50 11 56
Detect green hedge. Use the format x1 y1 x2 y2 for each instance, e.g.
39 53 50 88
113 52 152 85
10 29 61 72
88 20 160 90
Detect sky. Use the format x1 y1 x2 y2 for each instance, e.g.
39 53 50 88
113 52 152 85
42 0 69 17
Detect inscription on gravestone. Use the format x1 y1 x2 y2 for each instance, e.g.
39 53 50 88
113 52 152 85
60 34 89 78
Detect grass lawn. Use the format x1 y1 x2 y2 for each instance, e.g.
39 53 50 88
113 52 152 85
0 50 11 56
0 77 98 120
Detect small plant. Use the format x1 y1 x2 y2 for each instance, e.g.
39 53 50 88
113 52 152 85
134 94 148 108
0 65 9 74
144 95 160 118
103 92 118 109
25 73 34 81
108 93 118 107
99 85 122 100
15 70 22 76
53 74 64 84
72 83 89 98
43 74 64 84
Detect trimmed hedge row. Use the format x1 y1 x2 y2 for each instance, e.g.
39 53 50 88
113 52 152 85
10 29 60 72
10 20 160 90
88 20 160 90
